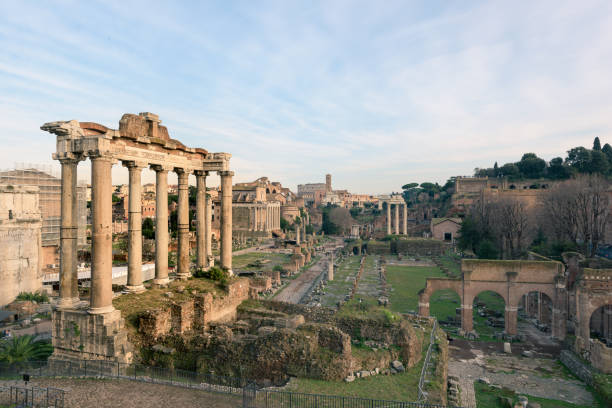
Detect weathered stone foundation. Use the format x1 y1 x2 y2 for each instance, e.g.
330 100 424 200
50 308 132 363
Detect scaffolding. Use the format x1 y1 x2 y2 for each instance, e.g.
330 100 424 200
0 163 87 247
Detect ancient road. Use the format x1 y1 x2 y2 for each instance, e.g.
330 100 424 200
273 257 326 304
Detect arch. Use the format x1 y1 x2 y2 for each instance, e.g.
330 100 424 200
520 291 553 328
472 290 506 338
418 278 463 318
589 303 612 346
429 288 462 327
266 188 270 194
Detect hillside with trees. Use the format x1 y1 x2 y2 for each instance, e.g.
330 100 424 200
474 137 612 180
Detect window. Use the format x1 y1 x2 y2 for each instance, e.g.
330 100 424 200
444 232 452 241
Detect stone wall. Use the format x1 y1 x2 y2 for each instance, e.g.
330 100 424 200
51 309 132 363
139 278 251 338
0 185 43 307
591 339 612 374
560 350 594 386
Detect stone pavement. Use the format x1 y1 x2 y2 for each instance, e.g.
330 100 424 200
448 343 595 407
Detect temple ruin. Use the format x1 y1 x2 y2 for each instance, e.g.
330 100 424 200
377 194 408 235
41 112 234 362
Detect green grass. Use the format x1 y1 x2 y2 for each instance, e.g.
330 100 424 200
472 291 506 341
430 289 460 323
386 263 446 313
474 382 606 408
288 351 424 401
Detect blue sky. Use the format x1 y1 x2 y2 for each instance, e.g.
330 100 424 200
1 1 611 193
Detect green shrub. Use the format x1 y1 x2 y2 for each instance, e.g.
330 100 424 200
193 266 227 282
15 291 49 303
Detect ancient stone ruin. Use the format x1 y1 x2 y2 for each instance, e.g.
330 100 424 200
41 113 234 363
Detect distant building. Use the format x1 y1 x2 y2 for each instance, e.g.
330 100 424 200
0 185 42 306
431 217 461 242
0 167 86 268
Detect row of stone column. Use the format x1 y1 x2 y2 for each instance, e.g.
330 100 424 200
385 203 408 235
57 156 233 315
251 204 280 232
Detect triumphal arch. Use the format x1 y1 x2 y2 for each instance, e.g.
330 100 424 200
41 112 234 362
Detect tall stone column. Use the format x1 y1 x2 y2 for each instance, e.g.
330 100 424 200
89 156 114 314
152 166 169 285
505 306 518 335
58 157 79 308
205 191 213 267
220 171 233 274
176 169 190 279
125 162 145 293
394 204 399 235
403 204 408 235
461 304 473 333
195 171 208 269
386 203 391 235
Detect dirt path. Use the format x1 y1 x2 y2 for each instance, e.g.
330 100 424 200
1 378 241 408
273 257 326 304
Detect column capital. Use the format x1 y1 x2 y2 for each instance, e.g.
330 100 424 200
194 170 210 177
58 154 84 164
219 170 234 177
89 153 115 162
122 160 147 170
150 164 172 173
174 167 193 176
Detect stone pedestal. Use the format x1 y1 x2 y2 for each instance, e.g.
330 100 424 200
505 307 518 336
50 308 132 363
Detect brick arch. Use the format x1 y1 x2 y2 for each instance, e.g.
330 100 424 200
463 285 508 308
509 284 556 309
418 278 463 317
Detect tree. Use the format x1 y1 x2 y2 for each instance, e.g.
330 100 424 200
602 143 612 167
541 175 611 256
0 335 53 363
494 198 531 258
402 183 419 190
566 147 591 173
493 162 500 177
593 137 602 151
517 153 546 178
548 157 571 180
280 217 290 231
142 217 155 240
500 163 520 177
589 150 609 174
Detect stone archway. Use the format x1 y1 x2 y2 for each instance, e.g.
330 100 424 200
472 290 506 338
420 259 565 338
590 304 612 345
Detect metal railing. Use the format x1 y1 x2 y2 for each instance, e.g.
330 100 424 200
246 387 451 408
417 319 438 402
0 359 460 408
0 385 64 407
0 359 245 395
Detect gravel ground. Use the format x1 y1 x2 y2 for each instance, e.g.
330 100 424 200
0 378 242 408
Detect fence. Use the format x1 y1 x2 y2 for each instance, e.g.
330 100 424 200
0 359 460 408
417 319 438 402
0 385 64 407
245 387 451 408
0 359 245 395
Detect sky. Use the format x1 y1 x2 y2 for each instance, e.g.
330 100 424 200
1 1 611 194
